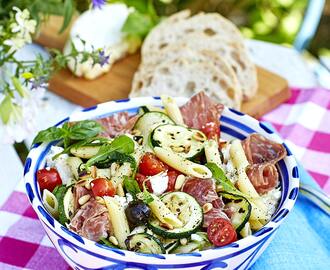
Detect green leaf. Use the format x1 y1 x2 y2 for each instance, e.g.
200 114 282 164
141 181 154 204
68 120 104 140
59 0 74 33
122 10 154 38
205 162 245 196
52 184 69 225
107 135 135 154
123 176 141 198
0 95 14 124
32 126 65 145
93 151 137 169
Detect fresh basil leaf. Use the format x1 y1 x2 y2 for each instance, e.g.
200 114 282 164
107 135 135 154
122 10 155 38
206 162 245 196
123 176 141 198
52 184 69 225
68 120 104 140
141 181 154 204
93 151 137 170
32 126 64 145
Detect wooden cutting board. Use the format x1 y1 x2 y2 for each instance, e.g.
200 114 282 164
35 16 290 119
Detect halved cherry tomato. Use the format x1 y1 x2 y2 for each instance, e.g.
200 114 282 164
207 218 237 247
139 153 167 176
135 173 153 192
166 171 179 192
91 178 116 197
37 168 62 192
201 122 220 141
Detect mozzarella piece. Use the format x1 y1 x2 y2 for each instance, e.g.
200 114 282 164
64 3 133 79
45 146 74 185
148 172 169 196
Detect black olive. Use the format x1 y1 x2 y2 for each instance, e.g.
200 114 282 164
125 200 151 226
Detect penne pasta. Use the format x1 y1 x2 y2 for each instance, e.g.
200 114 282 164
112 162 133 186
249 219 264 230
154 147 212 179
43 189 59 218
229 139 249 169
204 139 222 168
161 95 185 125
104 196 130 249
147 194 183 228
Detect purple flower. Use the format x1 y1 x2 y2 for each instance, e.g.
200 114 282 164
98 50 110 67
91 0 106 9
30 76 47 90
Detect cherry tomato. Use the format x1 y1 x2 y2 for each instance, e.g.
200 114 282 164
91 178 116 197
37 168 62 192
201 122 220 141
207 218 237 247
166 171 179 192
135 173 153 192
139 153 167 176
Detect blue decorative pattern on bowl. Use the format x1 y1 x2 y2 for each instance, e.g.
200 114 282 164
23 97 299 270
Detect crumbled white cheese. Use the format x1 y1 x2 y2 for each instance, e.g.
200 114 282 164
149 172 169 196
45 146 73 185
113 193 134 209
261 187 282 221
191 233 204 242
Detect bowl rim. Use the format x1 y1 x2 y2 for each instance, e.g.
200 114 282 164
23 96 300 261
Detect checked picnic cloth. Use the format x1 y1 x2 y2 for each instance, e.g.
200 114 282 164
1 87 330 269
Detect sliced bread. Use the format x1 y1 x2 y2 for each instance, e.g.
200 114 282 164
131 49 242 109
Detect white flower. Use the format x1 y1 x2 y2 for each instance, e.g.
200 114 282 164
0 87 45 144
3 7 37 53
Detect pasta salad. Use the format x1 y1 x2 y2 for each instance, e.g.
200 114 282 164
34 92 286 254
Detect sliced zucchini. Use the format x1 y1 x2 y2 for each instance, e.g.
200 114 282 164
63 187 75 221
125 233 165 254
163 239 179 253
70 145 101 159
148 192 203 239
138 106 150 114
219 191 252 232
66 157 83 180
171 232 212 254
133 112 174 149
151 124 205 159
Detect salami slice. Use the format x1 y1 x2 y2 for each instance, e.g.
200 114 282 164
246 163 279 194
182 178 219 206
182 177 229 227
242 134 286 165
242 133 286 194
203 207 229 228
180 92 224 140
69 198 111 241
98 112 139 138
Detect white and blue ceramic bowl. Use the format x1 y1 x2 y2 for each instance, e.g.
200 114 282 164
23 97 299 270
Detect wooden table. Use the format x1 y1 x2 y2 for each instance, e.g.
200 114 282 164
0 39 319 206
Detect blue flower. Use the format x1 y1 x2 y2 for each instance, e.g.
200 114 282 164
98 50 110 67
92 0 106 9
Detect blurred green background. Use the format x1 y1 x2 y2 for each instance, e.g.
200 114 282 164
154 0 330 56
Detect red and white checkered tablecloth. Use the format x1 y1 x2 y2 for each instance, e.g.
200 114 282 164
1 87 329 269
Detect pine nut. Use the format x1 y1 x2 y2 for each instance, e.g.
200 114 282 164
180 238 188 245
109 236 119 246
175 174 186 190
110 163 119 176
131 129 141 136
202 203 213 213
160 222 174 230
193 130 207 142
95 196 105 205
216 184 223 192
78 194 91 205
84 181 91 190
91 166 97 178
171 146 184 153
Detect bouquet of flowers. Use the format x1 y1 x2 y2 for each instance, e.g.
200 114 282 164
0 1 111 144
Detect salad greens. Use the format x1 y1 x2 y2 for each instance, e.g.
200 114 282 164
32 120 104 147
